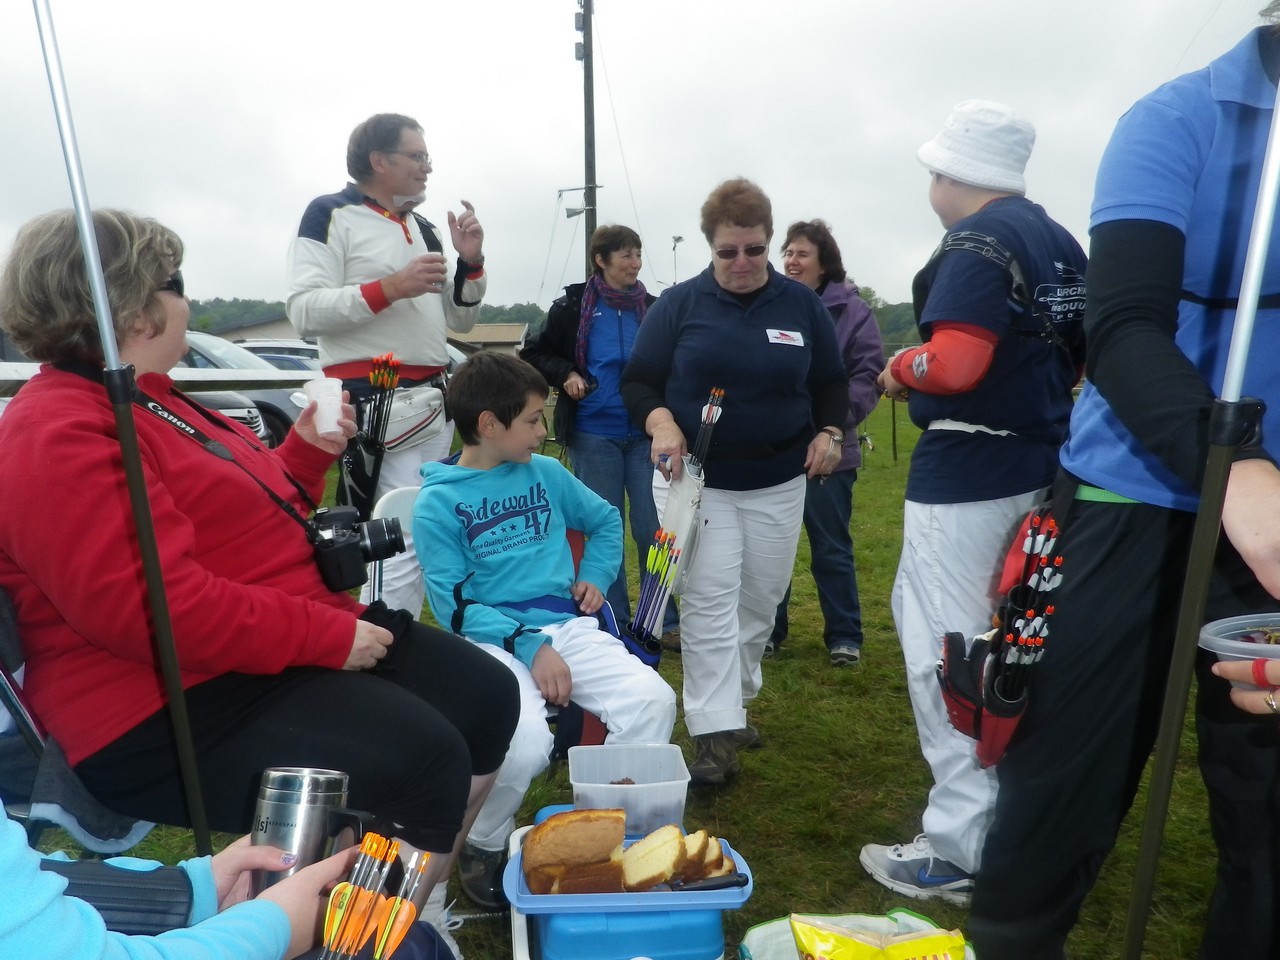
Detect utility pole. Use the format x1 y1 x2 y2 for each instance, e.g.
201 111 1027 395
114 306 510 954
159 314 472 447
576 0 597 276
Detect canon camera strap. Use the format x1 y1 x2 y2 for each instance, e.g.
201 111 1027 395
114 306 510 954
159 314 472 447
59 363 325 546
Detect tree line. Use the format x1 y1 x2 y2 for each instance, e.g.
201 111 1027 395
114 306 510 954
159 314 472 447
187 293 919 349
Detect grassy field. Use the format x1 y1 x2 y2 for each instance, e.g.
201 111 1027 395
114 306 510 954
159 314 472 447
37 397 1216 959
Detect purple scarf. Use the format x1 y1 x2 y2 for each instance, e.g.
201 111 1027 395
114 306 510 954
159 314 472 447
575 273 649 370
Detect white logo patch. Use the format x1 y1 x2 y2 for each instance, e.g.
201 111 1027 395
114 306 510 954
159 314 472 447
766 329 805 346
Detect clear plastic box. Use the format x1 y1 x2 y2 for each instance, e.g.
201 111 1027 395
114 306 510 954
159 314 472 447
1199 613 1280 688
568 744 690 837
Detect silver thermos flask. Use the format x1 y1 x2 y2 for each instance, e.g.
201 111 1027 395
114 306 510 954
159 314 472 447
250 767 350 893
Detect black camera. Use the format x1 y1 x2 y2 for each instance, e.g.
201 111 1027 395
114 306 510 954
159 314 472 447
311 506 406 592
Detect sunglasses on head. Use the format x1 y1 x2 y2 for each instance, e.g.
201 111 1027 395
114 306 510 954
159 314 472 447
158 270 185 298
713 244 768 260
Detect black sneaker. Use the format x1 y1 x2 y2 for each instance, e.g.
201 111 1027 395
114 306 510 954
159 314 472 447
457 841 509 911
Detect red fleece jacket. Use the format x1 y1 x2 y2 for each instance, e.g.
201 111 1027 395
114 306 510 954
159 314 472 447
0 367 359 765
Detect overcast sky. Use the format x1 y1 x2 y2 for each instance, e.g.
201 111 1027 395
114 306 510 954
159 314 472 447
0 0 1267 311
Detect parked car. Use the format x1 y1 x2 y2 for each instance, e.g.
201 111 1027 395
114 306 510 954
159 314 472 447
234 338 319 362
234 336 471 375
181 331 307 446
186 390 273 443
258 353 322 372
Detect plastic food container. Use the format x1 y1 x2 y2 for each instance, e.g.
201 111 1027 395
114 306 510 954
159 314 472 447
1198 613 1280 688
568 744 690 837
506 823 750 960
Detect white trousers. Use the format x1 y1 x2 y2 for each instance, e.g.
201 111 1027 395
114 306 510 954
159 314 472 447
466 617 676 851
656 474 806 737
891 489 1046 872
359 425 455 617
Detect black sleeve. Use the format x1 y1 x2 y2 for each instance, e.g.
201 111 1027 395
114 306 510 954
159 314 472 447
519 298 579 389
1085 219 1270 491
811 373 849 433
620 357 669 433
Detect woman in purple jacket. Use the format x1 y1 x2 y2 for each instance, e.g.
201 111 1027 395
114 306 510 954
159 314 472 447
769 220 883 666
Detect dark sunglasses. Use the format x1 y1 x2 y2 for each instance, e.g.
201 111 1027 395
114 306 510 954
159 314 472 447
158 270 185 298
713 244 768 261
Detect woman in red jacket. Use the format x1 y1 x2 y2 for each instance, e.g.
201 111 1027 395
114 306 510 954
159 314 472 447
0 209 517 948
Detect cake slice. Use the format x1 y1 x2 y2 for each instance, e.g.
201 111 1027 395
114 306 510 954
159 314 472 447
622 823 687 891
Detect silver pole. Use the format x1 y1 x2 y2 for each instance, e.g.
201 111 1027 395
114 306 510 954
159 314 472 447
1221 79 1280 403
31 0 119 370
29 0 212 854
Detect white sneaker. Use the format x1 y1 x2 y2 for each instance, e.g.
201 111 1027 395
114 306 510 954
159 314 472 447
858 834 974 906
420 882 465 959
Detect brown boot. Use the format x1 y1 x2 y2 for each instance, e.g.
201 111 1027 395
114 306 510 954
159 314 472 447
689 732 742 785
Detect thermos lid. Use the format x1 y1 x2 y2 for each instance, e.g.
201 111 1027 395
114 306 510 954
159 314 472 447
258 767 348 802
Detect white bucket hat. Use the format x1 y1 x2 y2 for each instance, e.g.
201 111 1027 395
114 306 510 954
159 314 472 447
917 99 1035 194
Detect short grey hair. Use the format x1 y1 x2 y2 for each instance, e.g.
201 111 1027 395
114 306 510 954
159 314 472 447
0 209 182 364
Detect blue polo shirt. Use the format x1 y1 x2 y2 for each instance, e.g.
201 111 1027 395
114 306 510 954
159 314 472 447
1062 28 1280 510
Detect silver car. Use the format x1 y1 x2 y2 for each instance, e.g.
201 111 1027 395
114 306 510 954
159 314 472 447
182 331 307 446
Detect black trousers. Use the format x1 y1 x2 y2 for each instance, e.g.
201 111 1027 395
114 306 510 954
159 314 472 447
969 490 1280 959
76 605 519 853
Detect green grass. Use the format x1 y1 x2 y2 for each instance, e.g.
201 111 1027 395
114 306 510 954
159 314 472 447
36 398 1213 958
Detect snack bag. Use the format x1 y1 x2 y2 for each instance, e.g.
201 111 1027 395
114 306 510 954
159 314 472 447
788 910 968 960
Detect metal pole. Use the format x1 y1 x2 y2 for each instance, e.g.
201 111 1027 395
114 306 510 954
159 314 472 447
582 0 597 274
1120 76 1280 959
30 0 212 855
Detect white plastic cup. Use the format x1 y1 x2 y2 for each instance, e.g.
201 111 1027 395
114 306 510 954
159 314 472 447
303 377 344 441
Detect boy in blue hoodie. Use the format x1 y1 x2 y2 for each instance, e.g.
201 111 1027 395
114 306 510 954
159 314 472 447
413 351 676 908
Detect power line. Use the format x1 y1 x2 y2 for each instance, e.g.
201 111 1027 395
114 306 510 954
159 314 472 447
536 191 567 305
592 16 659 289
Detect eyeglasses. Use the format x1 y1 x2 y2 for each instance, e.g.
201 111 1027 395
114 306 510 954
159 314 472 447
388 151 432 167
158 270 185 298
713 244 768 261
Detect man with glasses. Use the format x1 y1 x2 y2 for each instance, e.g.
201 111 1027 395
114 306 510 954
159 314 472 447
860 101 1087 907
286 113 486 623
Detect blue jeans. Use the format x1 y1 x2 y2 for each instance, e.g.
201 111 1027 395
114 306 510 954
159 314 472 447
773 469 863 649
567 431 679 633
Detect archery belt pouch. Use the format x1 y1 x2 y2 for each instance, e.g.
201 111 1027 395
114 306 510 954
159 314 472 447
976 669 1027 769
937 630 990 740
384 384 446 451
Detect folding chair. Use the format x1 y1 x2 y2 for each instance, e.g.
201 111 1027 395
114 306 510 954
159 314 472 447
368 486 421 604
0 587 154 853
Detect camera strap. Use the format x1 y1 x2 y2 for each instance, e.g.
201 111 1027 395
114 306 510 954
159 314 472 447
58 362 324 545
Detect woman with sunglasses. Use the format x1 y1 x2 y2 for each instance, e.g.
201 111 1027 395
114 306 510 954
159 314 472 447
620 178 847 784
0 209 518 956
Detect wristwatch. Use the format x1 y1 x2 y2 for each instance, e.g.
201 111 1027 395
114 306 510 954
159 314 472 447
820 427 845 444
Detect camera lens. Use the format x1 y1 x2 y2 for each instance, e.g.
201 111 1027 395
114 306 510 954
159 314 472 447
360 517 406 562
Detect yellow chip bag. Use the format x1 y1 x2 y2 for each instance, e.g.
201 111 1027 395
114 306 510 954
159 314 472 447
789 912 968 960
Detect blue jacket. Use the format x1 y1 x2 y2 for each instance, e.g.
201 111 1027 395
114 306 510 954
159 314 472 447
0 801 289 960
